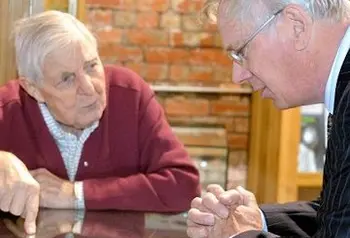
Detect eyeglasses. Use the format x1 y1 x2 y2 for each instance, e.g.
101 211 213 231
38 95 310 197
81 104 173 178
227 8 284 65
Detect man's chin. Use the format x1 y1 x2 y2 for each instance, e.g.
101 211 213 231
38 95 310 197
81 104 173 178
75 111 104 129
273 100 297 110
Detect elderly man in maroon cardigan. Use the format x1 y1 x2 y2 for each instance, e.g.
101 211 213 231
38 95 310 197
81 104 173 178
0 10 200 235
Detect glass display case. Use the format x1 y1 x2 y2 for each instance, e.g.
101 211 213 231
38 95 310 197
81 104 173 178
171 125 229 194
298 104 327 173
297 103 327 200
187 145 228 195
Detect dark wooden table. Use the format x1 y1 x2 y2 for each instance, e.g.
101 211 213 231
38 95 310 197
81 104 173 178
0 210 189 238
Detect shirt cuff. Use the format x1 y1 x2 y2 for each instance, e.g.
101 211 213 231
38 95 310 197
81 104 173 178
72 209 85 234
259 208 268 232
74 181 86 210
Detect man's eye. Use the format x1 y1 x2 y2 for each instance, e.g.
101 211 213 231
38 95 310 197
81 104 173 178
87 62 98 71
62 73 75 84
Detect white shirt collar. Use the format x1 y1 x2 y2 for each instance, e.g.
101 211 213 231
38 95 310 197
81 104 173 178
324 26 350 114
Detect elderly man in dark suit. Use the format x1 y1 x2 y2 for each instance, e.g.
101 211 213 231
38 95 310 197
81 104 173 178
187 0 350 237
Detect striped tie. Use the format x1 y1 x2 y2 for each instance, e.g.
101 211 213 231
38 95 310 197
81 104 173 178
327 113 333 138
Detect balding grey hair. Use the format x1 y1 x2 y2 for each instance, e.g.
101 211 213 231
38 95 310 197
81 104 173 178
13 10 97 82
201 0 350 26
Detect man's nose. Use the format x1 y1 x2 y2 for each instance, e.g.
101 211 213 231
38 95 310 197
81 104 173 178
232 63 253 84
78 74 95 95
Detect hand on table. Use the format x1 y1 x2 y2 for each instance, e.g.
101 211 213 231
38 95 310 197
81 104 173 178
29 169 75 209
0 152 40 234
187 184 263 238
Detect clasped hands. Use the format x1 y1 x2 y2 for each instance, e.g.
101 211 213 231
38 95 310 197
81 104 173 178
187 184 263 238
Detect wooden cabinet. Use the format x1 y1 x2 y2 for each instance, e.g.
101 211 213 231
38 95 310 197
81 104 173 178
44 0 86 21
247 93 323 204
0 0 29 85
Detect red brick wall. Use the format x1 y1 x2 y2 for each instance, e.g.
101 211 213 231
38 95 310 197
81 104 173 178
85 0 251 188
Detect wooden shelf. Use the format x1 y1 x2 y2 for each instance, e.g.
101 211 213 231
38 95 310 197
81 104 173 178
297 172 323 187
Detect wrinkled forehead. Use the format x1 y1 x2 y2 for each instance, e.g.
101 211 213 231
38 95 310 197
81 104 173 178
217 0 256 50
43 40 98 77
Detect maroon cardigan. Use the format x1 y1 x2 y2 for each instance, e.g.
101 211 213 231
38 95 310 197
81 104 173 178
0 65 200 212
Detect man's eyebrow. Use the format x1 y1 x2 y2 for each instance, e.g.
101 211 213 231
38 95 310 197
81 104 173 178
223 44 235 53
225 44 234 51
61 71 75 78
84 57 98 66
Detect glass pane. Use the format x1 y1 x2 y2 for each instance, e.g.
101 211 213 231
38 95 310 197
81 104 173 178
298 104 326 173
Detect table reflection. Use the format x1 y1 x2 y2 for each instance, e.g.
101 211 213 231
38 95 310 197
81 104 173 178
0 210 188 238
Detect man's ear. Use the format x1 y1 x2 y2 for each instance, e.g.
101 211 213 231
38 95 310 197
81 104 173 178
18 77 45 103
283 5 313 51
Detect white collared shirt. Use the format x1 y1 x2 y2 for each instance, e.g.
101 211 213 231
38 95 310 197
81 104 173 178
38 103 98 209
325 27 350 113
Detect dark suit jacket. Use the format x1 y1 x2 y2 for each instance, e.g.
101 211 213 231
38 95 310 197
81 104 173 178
236 50 350 237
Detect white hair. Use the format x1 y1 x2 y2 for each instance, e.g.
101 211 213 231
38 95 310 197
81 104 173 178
202 0 350 26
12 10 97 82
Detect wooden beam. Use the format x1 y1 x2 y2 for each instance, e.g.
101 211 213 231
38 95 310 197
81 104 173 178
247 92 300 204
0 0 30 86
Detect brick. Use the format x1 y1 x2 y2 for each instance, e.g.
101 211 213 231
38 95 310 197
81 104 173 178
173 127 227 147
124 62 143 76
215 33 223 47
182 14 202 31
87 0 136 10
210 100 250 116
145 48 190 63
214 66 232 82
203 23 219 32
169 31 184 47
136 12 159 28
170 32 216 47
98 44 143 62
233 117 249 133
87 9 112 29
165 96 209 116
227 163 247 189
113 11 136 27
160 11 181 28
172 0 202 13
167 115 233 129
227 134 248 149
169 64 190 81
145 64 169 81
135 0 170 12
94 28 123 44
229 150 247 166
189 49 231 66
126 29 168 46
188 66 214 81
125 63 168 81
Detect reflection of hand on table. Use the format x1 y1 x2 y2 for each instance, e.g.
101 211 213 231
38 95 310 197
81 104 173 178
2 210 145 238
79 211 145 238
3 209 76 238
